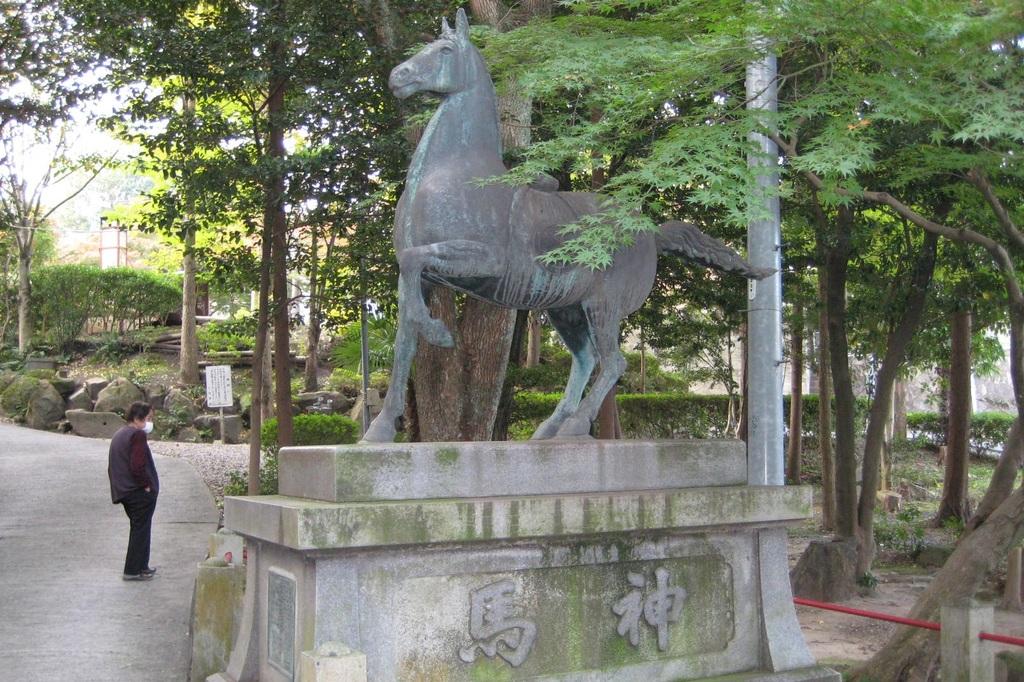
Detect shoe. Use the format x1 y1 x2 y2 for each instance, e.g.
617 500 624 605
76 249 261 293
122 573 153 581
140 567 157 576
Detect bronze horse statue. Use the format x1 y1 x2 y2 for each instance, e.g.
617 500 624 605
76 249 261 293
362 8 768 443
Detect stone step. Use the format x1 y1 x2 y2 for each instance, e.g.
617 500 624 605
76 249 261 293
225 484 811 551
277 439 746 503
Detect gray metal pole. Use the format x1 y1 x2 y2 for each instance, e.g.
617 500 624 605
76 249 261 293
359 257 372 434
746 48 784 486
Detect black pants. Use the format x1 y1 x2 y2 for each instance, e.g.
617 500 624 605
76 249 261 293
120 489 157 575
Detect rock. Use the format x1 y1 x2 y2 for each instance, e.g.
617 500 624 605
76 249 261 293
296 391 351 414
193 414 243 444
0 370 19 393
141 382 169 410
1 375 42 420
790 538 859 602
164 388 199 421
348 389 383 422
915 543 954 569
65 388 93 412
25 382 66 429
50 377 80 399
84 377 109 400
66 409 126 438
94 377 146 415
176 426 201 443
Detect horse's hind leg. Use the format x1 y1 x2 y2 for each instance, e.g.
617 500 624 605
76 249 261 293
555 301 626 438
361 285 419 443
531 305 596 440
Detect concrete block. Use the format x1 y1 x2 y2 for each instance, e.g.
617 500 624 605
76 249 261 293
225 484 813 551
190 559 246 682
279 439 747 503
66 409 126 439
208 529 244 566
941 600 994 682
299 643 367 682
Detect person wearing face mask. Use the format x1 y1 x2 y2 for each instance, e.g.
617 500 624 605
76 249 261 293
108 401 160 581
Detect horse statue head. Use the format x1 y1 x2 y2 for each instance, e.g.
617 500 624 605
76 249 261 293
388 8 485 100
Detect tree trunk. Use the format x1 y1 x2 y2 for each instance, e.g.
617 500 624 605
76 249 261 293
855 232 937 575
268 0 292 447
786 301 804 484
525 311 541 368
249 201 274 496
180 227 201 385
934 309 973 525
893 379 908 441
304 228 320 392
597 387 622 439
413 291 516 441
491 309 529 441
16 244 31 353
817 268 836 531
825 205 858 539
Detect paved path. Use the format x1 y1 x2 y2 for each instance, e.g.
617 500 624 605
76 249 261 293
0 422 219 681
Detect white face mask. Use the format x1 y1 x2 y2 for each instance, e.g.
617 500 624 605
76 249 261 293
142 421 154 434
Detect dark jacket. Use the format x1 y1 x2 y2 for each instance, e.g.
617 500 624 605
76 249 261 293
108 425 159 504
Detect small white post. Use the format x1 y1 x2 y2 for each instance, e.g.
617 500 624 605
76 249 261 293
941 600 993 682
218 406 225 445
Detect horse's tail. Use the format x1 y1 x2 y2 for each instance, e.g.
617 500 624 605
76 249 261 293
656 220 773 280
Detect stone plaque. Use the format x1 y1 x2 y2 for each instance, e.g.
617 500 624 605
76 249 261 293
268 569 296 679
381 555 735 679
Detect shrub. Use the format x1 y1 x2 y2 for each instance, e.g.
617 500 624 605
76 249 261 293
197 311 258 353
874 506 927 558
261 413 361 450
508 390 870 441
906 410 1015 455
32 265 181 351
326 367 390 396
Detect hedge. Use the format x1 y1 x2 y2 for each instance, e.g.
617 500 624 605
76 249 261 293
32 265 181 350
906 411 1015 455
260 413 361 451
509 391 870 440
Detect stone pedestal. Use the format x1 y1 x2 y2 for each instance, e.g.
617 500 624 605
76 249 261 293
214 440 838 682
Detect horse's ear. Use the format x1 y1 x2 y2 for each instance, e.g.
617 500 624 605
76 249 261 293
455 7 470 40
441 17 451 35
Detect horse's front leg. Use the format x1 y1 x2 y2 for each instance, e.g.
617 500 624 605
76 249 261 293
361 286 419 443
397 239 504 347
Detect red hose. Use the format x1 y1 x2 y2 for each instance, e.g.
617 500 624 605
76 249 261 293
794 596 940 631
794 597 1024 648
981 632 1024 647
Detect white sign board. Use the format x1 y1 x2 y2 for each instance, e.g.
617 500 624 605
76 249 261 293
205 365 234 408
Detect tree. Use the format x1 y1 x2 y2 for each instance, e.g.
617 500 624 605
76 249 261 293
0 125 111 352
